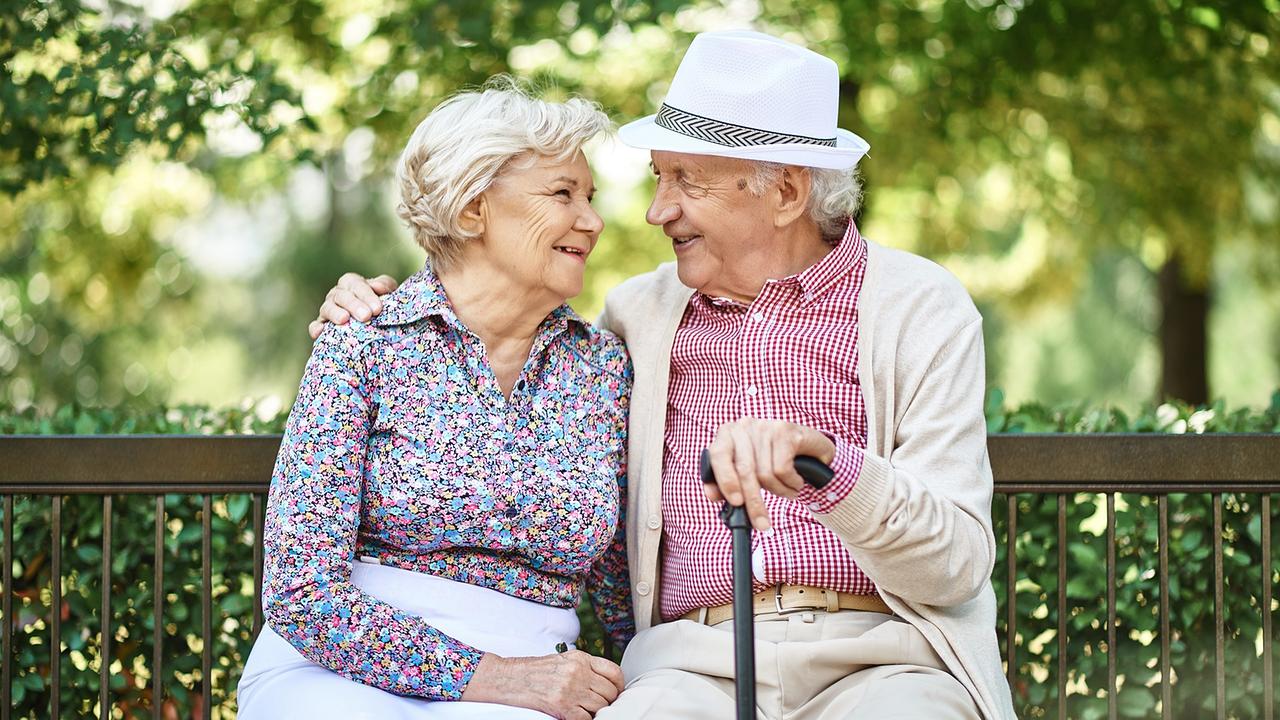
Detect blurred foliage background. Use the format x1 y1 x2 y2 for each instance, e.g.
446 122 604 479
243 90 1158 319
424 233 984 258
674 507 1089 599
3 0 1279 414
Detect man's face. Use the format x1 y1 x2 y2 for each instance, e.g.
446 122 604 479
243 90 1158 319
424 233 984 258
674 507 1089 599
646 151 778 302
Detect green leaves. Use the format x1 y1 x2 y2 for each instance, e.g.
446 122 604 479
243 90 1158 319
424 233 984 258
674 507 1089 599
1 0 310 195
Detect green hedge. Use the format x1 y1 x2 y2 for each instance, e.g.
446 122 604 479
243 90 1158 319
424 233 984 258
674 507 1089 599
1 393 1277 719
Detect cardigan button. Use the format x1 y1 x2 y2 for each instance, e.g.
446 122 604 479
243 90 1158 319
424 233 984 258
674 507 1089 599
636 581 651 596
646 515 660 530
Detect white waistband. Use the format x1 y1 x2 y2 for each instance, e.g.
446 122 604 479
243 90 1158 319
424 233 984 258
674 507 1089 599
351 559 580 657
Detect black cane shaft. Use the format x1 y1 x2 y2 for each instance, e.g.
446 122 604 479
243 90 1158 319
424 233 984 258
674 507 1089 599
699 449 836 720
730 509 755 720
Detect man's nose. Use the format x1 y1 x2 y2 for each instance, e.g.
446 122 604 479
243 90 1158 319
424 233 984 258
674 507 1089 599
646 195 680 226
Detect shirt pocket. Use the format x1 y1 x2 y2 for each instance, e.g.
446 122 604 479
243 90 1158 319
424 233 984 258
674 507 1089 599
778 367 866 443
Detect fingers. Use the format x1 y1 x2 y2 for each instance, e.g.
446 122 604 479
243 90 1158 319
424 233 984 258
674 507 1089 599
366 274 400 295
770 433 805 496
314 273 396 332
705 436 741 506
726 423 770 530
706 423 770 530
337 272 387 316
704 419 833 527
588 656 625 696
327 287 373 323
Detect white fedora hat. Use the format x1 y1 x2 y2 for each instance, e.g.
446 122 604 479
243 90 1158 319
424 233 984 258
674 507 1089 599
618 30 869 170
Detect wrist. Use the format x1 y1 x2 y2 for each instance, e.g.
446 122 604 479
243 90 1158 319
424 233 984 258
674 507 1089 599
460 653 510 704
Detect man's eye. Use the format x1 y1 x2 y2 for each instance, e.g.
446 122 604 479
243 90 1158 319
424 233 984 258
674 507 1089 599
679 178 709 198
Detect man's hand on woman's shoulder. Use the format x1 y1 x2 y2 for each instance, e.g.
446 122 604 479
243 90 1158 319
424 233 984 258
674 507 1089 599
309 273 400 339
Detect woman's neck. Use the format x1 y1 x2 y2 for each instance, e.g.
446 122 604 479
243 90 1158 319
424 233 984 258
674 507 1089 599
435 261 558 351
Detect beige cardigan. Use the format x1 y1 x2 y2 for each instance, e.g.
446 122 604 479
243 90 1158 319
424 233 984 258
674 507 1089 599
598 240 1017 720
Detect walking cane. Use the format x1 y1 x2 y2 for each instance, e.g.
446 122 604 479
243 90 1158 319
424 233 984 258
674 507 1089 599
699 450 834 720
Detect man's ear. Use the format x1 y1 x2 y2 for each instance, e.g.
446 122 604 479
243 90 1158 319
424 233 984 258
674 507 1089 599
458 194 486 236
773 166 812 228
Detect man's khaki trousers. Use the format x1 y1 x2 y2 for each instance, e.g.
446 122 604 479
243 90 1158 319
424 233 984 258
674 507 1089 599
597 611 981 720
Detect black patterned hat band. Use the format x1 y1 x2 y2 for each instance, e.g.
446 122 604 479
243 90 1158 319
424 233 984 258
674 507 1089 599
654 104 838 148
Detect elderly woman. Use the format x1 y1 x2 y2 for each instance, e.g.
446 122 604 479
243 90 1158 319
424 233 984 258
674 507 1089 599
236 80 633 720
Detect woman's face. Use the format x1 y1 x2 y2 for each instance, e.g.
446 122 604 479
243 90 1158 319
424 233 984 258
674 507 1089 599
475 151 603 303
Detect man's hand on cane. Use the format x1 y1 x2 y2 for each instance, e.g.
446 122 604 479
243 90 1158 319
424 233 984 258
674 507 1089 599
703 418 836 531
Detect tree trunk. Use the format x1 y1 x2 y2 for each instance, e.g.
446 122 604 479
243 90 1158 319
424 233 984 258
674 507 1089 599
1157 254 1209 404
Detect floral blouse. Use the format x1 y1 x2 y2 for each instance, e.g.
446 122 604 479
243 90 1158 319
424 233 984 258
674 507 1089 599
262 266 634 701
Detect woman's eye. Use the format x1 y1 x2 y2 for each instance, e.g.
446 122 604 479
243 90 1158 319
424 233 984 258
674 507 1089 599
554 188 573 198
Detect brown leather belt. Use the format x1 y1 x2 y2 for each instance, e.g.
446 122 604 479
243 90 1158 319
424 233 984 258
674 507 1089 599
679 584 893 626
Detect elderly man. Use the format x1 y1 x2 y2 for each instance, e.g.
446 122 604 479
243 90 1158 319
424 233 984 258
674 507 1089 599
313 30 1015 720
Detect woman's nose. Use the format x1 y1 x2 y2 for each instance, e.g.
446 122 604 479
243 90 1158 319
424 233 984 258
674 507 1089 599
577 203 604 234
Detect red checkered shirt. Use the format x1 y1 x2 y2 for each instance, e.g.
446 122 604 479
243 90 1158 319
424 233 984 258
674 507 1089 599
659 221 876 620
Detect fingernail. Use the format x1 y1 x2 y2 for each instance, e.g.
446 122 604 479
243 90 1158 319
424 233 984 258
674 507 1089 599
356 310 370 321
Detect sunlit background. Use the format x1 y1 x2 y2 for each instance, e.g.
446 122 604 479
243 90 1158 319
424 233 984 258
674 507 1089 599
4 0 1278 417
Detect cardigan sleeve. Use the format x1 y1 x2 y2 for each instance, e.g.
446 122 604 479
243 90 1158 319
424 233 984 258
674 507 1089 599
810 317 997 607
261 323 484 700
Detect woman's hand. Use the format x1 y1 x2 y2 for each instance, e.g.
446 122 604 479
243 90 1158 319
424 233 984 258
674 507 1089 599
461 650 625 719
308 273 400 339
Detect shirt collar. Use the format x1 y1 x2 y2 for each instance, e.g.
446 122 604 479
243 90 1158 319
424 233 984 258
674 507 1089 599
372 264 589 332
790 219 865 306
691 219 865 312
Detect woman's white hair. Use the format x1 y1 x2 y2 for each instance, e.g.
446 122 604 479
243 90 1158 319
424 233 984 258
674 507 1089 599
395 77 610 269
746 162 864 243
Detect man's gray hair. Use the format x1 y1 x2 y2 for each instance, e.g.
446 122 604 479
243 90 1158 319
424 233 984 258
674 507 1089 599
746 162 864 243
395 77 610 269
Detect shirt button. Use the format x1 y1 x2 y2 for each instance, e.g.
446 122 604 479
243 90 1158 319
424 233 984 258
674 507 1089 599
808 502 822 512
636 581 651 596
825 490 841 502
745 385 759 397
647 515 660 530
752 312 765 323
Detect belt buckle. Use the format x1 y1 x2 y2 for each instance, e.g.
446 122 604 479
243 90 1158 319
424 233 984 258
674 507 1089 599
772 584 816 616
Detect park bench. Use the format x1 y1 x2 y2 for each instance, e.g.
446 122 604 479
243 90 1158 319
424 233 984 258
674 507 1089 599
1 433 1277 719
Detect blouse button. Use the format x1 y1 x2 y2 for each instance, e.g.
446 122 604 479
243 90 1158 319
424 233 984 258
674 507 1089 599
636 581 651 596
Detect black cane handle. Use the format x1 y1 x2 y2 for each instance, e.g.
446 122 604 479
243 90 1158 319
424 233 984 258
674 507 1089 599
699 448 834 492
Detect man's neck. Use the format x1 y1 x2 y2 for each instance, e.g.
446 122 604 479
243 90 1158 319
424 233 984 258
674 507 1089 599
714 223 833 303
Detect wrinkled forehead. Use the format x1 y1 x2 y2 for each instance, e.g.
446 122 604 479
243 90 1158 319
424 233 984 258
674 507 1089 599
498 149 594 184
649 149 757 177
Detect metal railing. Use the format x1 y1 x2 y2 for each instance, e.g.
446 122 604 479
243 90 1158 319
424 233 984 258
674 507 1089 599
1 434 1277 720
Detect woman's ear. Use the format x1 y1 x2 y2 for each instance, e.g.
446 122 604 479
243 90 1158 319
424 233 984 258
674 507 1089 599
773 166 812 228
458 194 486 236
